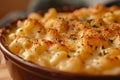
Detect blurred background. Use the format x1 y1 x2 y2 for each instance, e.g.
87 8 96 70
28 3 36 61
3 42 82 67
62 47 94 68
0 0 120 25
0 0 31 19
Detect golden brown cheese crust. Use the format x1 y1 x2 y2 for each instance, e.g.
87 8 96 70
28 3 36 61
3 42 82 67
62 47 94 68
5 4 120 75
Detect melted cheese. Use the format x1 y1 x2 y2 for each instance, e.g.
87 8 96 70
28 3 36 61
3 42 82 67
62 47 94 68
5 4 120 75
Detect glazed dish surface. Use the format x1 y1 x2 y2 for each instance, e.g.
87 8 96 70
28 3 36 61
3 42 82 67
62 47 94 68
3 4 120 75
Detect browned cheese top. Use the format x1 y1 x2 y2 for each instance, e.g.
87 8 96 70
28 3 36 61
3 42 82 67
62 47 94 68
5 4 120 75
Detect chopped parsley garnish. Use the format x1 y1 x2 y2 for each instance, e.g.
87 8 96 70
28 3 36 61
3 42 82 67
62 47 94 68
77 46 80 48
98 52 102 56
20 29 23 32
102 45 105 49
98 51 108 56
77 51 80 53
103 51 107 55
109 39 114 43
71 37 77 40
92 24 99 28
86 19 93 23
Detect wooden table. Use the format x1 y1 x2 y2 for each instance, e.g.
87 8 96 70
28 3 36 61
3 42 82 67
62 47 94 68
0 51 12 80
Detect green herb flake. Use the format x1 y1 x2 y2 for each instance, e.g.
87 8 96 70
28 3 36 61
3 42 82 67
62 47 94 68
71 37 77 40
98 51 108 56
109 39 114 43
103 51 107 55
92 24 99 28
86 19 93 23
98 52 102 56
102 45 105 49
56 38 59 41
20 29 23 32
77 51 80 53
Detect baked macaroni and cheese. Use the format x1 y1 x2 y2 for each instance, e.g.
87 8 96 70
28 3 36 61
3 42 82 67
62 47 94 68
4 4 120 75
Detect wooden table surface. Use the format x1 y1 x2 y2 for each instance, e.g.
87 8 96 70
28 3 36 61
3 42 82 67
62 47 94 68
0 51 12 80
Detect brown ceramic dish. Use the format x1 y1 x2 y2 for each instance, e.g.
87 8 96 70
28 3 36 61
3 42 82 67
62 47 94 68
0 7 120 80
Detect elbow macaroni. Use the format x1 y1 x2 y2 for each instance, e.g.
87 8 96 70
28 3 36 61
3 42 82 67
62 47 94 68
5 4 120 74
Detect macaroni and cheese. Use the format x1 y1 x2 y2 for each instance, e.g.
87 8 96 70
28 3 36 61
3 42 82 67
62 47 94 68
5 4 120 75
